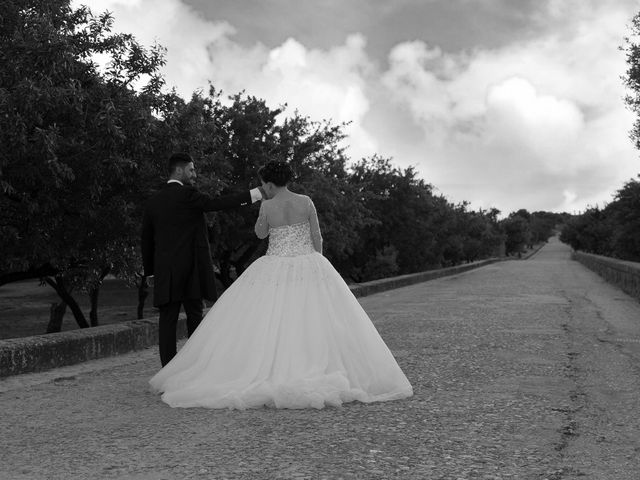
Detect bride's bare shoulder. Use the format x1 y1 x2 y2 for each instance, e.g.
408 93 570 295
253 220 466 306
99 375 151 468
291 192 311 201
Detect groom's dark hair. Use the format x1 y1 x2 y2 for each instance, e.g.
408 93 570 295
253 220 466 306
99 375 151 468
168 152 193 173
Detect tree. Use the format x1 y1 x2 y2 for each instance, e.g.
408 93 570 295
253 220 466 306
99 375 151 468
609 176 640 261
560 207 613 255
347 157 422 280
344 156 505 279
502 213 531 256
530 211 559 244
0 0 166 329
623 12 640 151
559 179 640 261
461 209 504 263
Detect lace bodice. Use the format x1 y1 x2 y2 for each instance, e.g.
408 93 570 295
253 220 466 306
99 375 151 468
266 222 316 257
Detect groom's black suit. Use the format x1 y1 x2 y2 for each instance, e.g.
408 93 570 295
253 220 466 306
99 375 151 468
141 182 253 366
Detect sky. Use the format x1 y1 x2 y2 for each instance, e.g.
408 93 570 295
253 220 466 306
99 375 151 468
75 0 640 215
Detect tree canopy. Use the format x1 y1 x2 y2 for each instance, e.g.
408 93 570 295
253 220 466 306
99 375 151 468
1 0 171 326
560 178 640 261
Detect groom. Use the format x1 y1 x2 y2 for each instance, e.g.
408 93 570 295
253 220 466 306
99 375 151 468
141 152 263 366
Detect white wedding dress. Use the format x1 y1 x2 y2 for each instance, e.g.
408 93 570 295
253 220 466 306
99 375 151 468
149 205 413 409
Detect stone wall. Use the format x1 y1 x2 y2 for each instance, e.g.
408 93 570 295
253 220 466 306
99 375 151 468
572 251 640 302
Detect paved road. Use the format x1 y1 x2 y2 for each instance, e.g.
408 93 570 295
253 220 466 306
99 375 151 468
1 238 640 480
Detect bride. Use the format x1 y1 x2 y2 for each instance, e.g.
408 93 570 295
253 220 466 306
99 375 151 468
149 161 413 409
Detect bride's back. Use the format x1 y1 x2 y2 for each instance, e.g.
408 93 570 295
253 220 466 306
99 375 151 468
255 189 323 253
263 192 311 228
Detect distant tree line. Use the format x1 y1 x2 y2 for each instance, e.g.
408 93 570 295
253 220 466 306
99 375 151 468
560 177 640 261
502 210 567 257
0 1 555 333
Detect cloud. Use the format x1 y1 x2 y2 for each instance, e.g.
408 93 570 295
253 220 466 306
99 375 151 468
484 77 585 172
76 0 639 214
378 1 639 213
206 34 379 159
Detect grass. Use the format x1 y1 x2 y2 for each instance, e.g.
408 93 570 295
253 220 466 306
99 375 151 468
0 278 156 340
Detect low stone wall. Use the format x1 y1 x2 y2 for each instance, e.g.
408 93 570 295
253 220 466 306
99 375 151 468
0 318 190 379
0 258 500 378
572 251 640 302
350 258 501 298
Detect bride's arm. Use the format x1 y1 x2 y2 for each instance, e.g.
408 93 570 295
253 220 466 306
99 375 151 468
308 198 323 254
254 201 269 239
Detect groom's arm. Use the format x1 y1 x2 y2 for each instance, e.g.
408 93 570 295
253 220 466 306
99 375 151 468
186 187 262 212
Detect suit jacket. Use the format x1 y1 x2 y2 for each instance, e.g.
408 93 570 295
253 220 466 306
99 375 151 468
141 182 252 307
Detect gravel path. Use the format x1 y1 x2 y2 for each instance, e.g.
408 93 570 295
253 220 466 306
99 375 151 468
2 237 640 479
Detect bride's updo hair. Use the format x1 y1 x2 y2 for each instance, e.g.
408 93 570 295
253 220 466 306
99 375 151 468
258 161 294 187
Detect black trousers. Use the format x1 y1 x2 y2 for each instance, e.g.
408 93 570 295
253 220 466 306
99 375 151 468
158 298 204 366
